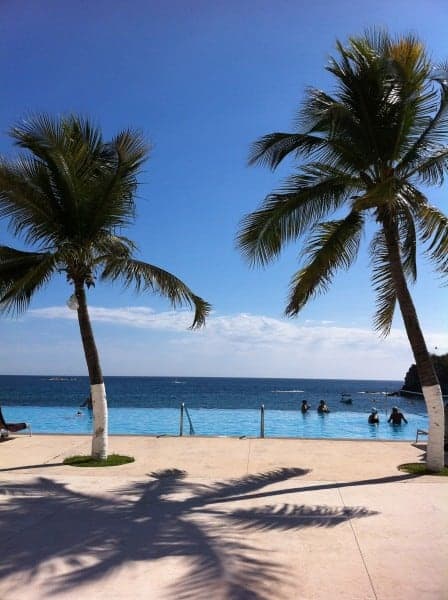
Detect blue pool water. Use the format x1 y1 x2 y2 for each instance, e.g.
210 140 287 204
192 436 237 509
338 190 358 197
5 405 427 440
1 376 428 440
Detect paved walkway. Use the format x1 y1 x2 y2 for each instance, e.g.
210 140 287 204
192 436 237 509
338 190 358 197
0 435 447 599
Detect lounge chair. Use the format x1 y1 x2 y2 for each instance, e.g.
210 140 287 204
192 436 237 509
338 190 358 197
0 406 31 438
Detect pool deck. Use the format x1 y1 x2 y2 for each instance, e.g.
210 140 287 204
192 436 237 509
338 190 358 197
0 434 447 599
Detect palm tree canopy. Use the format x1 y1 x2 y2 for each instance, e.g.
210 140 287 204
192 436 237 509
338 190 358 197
238 30 448 334
0 114 210 327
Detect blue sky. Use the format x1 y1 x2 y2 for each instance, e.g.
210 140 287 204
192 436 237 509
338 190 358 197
0 0 447 379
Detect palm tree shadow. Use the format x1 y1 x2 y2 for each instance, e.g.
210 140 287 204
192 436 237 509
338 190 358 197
0 467 378 599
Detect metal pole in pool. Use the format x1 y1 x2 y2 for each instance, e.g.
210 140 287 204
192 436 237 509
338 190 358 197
179 402 184 436
260 404 265 438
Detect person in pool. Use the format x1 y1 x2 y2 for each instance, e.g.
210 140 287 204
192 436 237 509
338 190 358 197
301 400 310 413
317 400 330 414
368 407 379 424
388 406 408 425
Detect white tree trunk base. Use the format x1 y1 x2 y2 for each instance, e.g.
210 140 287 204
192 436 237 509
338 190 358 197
90 383 108 460
422 384 445 472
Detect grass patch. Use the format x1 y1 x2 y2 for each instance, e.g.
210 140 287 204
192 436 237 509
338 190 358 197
63 454 135 467
399 462 448 476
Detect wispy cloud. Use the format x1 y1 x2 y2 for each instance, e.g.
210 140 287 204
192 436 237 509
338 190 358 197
28 305 447 350
24 304 448 379
30 305 192 331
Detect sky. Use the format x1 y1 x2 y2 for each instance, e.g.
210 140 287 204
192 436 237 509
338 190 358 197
0 0 447 380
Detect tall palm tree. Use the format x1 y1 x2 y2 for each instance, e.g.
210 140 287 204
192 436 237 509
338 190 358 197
238 31 448 470
0 115 210 459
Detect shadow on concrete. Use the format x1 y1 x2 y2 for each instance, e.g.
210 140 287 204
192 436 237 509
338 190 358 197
205 471 422 505
0 462 64 472
0 467 378 599
0 436 15 444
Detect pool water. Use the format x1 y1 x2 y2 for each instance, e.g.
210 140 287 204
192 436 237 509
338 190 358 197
5 405 428 440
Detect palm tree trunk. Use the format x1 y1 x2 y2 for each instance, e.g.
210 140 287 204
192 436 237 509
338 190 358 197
74 280 108 460
383 222 445 471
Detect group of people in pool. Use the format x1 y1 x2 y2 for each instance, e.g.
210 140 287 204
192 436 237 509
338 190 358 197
300 400 329 414
300 400 408 425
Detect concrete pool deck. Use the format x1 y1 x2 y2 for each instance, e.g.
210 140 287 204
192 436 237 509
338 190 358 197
0 434 447 599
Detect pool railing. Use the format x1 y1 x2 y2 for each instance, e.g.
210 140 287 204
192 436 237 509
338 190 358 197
180 403 266 438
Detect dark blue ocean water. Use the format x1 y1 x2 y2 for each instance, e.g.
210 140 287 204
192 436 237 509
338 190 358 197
0 375 426 415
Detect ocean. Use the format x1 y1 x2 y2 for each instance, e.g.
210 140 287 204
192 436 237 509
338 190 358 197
0 374 425 413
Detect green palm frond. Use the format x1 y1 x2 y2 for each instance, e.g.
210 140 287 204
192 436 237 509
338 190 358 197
237 166 359 266
407 148 448 184
91 129 149 234
369 232 397 335
100 257 211 328
286 211 364 316
248 132 326 169
10 115 94 217
93 234 137 260
397 67 448 168
0 246 57 315
352 177 410 212
417 204 448 275
0 157 64 247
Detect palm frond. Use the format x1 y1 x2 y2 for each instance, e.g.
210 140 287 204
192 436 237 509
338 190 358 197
248 131 327 169
406 148 448 184
86 130 149 236
0 246 57 315
0 157 59 244
286 211 364 316
93 234 137 260
237 166 359 266
369 231 397 335
397 68 448 170
416 203 448 275
10 115 87 216
100 257 211 328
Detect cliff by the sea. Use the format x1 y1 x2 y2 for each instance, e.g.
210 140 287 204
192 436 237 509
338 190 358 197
401 353 448 396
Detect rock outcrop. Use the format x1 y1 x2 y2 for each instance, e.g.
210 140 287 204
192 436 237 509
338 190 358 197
401 353 448 396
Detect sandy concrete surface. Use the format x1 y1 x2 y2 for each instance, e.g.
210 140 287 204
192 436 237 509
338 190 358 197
0 434 447 599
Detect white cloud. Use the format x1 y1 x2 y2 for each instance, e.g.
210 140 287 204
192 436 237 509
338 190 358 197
30 305 193 330
23 304 448 379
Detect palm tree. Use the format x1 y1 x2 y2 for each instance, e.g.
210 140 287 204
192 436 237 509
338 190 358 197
0 114 210 459
237 31 448 471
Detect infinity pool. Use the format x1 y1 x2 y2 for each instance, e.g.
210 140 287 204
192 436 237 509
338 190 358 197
5 406 428 440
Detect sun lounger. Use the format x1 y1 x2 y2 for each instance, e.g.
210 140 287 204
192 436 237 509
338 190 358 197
0 406 31 438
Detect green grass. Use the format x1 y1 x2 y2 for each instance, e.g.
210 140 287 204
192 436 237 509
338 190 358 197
399 463 448 476
63 454 135 467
